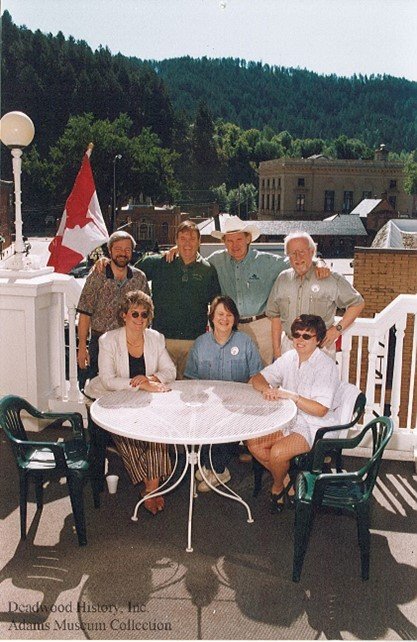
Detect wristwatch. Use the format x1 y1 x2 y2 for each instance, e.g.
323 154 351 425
335 323 343 333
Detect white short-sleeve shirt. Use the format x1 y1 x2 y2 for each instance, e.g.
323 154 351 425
260 348 339 447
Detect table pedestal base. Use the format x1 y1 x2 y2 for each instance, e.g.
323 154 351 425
131 444 254 552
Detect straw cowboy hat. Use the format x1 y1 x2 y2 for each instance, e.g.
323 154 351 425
211 216 261 242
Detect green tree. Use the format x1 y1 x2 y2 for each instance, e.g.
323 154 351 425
24 113 179 212
189 101 225 189
331 135 374 160
404 155 417 195
210 183 257 217
292 138 325 158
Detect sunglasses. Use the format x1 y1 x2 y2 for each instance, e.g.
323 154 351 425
292 332 316 340
130 311 149 319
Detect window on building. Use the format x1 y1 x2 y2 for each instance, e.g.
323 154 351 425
296 194 305 211
272 178 275 188
161 221 169 239
389 179 397 189
272 194 275 211
267 178 270 188
342 191 354 213
261 194 265 209
277 194 281 211
261 179 265 188
388 196 397 209
324 190 335 212
278 177 281 187
298 177 305 187
362 190 372 199
139 223 149 240
266 194 270 210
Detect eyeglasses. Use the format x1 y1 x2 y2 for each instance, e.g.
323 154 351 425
292 332 316 340
130 311 149 319
287 250 309 258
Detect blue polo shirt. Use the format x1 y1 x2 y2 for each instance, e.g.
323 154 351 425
208 248 286 317
184 330 263 382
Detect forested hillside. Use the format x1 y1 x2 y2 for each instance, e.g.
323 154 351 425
1 10 417 218
147 57 417 152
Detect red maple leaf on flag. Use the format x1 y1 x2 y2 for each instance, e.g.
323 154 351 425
65 154 95 229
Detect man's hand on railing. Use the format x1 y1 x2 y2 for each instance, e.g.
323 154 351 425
322 325 340 348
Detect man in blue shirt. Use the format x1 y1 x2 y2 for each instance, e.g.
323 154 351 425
209 217 285 366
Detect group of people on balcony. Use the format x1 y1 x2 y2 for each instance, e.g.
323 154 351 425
77 218 364 515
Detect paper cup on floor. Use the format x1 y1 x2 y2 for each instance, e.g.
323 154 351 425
106 474 119 494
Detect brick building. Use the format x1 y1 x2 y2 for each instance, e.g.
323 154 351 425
258 145 414 220
353 246 417 426
350 198 398 243
115 203 181 249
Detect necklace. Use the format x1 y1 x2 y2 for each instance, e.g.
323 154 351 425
127 339 143 347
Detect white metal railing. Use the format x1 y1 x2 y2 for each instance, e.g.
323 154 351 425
49 276 83 406
338 294 417 434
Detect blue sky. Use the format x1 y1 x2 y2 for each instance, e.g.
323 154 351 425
3 0 417 81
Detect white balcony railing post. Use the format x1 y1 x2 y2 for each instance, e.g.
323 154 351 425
407 314 417 431
67 303 82 401
390 315 407 429
364 334 379 423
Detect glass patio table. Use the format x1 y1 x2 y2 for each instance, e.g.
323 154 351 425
90 379 296 552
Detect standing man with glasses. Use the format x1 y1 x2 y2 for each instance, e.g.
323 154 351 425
77 231 149 381
136 221 220 378
266 232 364 359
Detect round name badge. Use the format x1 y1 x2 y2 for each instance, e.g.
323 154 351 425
311 284 320 293
231 346 239 356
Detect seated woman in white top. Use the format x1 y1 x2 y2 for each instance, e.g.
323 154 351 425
247 314 339 513
86 290 176 515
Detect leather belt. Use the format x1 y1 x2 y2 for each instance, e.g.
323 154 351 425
239 313 267 324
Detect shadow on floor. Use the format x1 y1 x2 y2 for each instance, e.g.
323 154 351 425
0 447 416 640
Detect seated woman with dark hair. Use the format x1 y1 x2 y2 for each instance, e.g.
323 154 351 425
184 295 263 491
247 314 339 513
86 290 176 515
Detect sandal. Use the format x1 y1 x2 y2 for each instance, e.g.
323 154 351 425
143 497 158 515
269 489 287 514
155 496 165 512
286 489 295 509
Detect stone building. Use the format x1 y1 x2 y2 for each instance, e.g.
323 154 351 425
258 145 414 220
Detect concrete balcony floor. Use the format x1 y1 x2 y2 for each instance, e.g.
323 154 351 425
1 426 416 641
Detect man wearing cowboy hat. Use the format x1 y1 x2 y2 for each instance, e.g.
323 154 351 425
166 216 329 366
208 216 284 366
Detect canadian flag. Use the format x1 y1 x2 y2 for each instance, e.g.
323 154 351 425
47 145 109 273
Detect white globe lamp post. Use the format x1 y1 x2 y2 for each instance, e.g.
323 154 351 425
0 111 35 271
